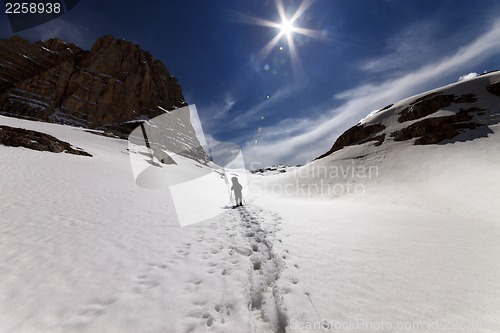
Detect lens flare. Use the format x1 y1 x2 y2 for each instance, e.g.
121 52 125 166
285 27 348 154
234 0 326 77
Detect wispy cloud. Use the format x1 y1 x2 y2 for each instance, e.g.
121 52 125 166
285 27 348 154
198 91 236 132
214 91 236 120
19 18 93 48
339 19 500 101
360 20 440 74
199 81 305 141
231 82 305 129
240 19 500 167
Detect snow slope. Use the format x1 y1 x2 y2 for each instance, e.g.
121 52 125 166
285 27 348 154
0 116 289 333
1 72 500 333
246 72 500 332
246 138 500 332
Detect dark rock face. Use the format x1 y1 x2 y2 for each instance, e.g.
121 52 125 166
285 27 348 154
487 82 500 96
0 35 186 137
391 108 486 145
379 104 394 111
317 123 386 159
0 125 92 156
398 93 477 123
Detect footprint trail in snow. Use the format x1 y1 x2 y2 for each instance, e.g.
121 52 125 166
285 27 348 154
178 205 291 333
58 205 297 333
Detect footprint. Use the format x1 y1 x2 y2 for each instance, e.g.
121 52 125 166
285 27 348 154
175 249 190 257
133 274 160 293
186 310 202 318
78 306 104 317
137 280 159 289
149 263 168 269
215 303 231 316
322 320 333 329
191 279 203 286
193 300 206 306
76 296 116 319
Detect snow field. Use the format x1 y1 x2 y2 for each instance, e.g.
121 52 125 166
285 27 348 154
2 75 500 333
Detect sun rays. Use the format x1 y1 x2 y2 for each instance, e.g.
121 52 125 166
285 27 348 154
235 0 325 77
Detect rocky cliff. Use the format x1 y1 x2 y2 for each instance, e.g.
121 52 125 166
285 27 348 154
0 35 210 164
0 35 186 137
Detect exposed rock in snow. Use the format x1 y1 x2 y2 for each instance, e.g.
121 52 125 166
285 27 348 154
0 125 91 156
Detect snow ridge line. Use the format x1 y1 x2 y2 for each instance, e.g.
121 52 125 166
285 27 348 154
236 206 288 333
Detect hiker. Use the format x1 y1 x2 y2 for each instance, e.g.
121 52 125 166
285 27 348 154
231 176 243 207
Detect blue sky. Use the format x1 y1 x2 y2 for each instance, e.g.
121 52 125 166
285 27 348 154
1 0 500 167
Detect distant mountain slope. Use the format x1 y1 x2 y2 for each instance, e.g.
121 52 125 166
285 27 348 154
318 71 500 159
267 71 500 219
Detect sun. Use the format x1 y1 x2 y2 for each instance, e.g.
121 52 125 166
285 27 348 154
278 19 295 36
235 0 326 76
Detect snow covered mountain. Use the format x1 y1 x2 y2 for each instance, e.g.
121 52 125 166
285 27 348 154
319 71 500 158
0 72 499 332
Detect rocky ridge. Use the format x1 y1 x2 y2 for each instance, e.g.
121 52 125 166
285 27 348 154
318 71 500 159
